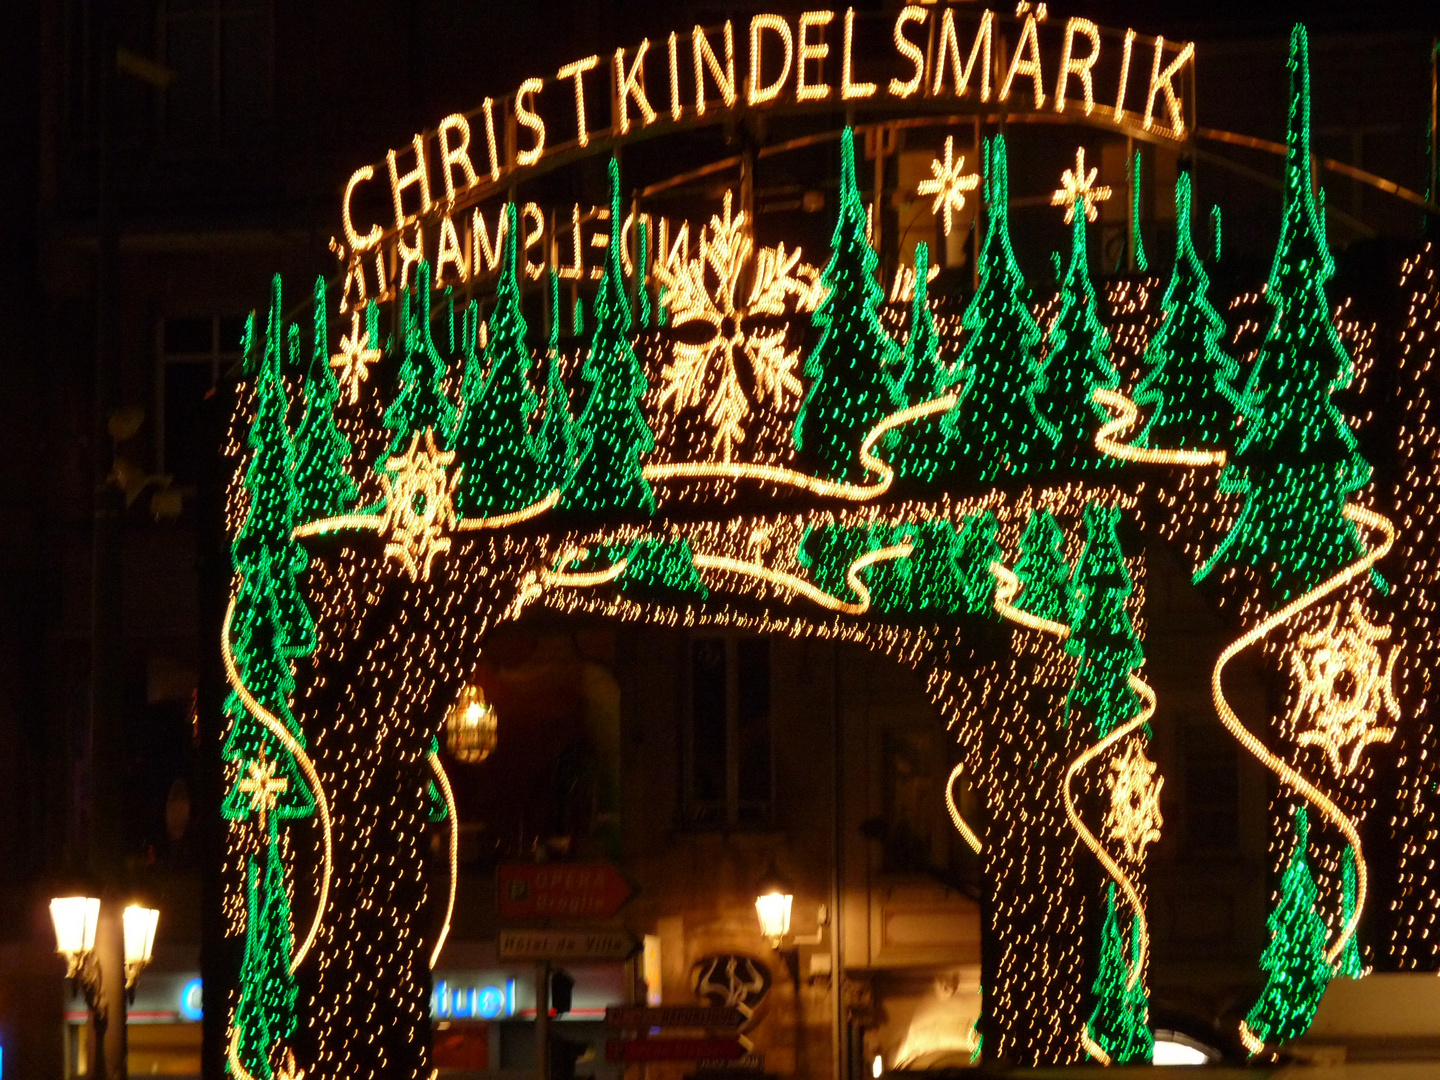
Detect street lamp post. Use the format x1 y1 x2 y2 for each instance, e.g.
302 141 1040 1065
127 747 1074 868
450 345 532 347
51 897 159 1078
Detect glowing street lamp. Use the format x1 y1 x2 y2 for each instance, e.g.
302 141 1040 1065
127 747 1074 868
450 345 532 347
49 896 101 982
122 905 160 992
754 866 794 948
445 683 497 763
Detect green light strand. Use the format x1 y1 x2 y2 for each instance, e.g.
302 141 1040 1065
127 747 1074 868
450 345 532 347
1211 204 1223 264
792 126 905 482
560 157 657 515
894 242 951 482
637 217 652 328
1244 805 1332 1047
293 276 359 522
1133 173 1243 453
1130 150 1148 273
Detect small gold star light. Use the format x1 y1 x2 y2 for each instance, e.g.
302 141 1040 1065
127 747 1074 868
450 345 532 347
379 427 460 581
330 311 382 405
238 751 289 832
1051 147 1112 224
1103 740 1163 862
1292 601 1401 776
916 136 981 236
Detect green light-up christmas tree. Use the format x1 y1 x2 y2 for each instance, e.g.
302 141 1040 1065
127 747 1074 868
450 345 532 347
939 135 1048 481
1013 509 1072 625
1066 503 1142 737
453 204 545 517
1033 212 1120 472
1133 172 1242 451
793 126 904 482
607 537 710 600
294 277 359 522
1197 25 1370 601
233 277 315 660
901 518 969 615
1336 845 1364 978
1244 805 1333 1048
561 159 656 515
537 273 578 494
1086 883 1153 1064
894 243 952 482
232 826 300 1080
380 260 458 466
797 523 873 605
955 510 1003 615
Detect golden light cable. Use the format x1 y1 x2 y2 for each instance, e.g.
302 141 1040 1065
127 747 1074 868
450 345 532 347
946 762 984 854
989 556 1154 989
427 751 459 969
1211 502 1394 965
644 392 959 500
1092 387 1228 468
221 597 333 975
1062 675 1157 989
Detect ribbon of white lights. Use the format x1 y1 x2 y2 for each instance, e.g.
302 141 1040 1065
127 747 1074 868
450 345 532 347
293 488 561 541
990 556 1154 989
644 392 959 500
693 541 913 616
1212 502 1393 965
1063 675 1157 990
945 762 983 854
427 751 459 969
1091 387 1394 968
1092 387 1228 468
221 596 333 975
1081 1026 1113 1067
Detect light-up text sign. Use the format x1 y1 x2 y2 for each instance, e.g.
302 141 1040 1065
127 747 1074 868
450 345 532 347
340 6 1195 256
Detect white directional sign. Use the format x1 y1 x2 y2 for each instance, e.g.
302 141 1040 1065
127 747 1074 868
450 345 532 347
497 928 639 962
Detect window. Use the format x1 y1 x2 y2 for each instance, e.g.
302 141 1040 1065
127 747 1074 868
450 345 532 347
684 636 772 828
162 0 273 156
159 314 246 490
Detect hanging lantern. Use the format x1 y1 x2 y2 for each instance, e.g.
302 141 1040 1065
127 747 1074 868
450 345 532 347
445 684 497 763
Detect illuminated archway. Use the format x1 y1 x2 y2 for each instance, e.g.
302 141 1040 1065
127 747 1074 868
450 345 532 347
216 15 1440 1080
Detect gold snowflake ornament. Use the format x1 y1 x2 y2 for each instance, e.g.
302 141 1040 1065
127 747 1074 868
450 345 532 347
380 427 460 581
654 190 824 460
1103 739 1163 862
916 136 980 237
1051 146 1112 224
330 311 383 405
237 750 289 832
1292 601 1401 775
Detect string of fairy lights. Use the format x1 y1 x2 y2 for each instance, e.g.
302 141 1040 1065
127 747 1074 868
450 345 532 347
211 18 1440 1079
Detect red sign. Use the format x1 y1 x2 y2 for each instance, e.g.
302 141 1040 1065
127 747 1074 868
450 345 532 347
606 1039 745 1063
605 1006 744 1030
498 863 633 919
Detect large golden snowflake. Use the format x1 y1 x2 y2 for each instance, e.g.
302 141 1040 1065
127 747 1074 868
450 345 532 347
380 427 459 581
1292 601 1401 775
1103 739 1163 862
653 191 825 460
